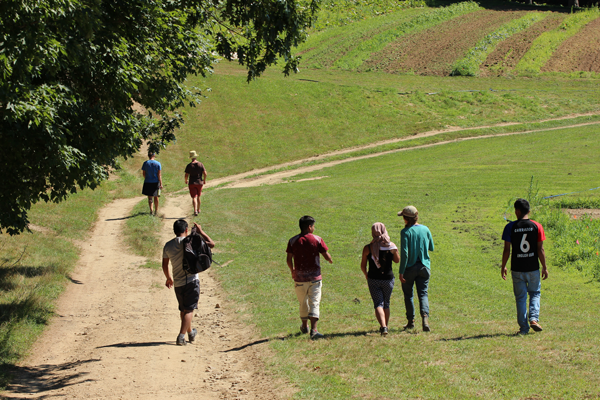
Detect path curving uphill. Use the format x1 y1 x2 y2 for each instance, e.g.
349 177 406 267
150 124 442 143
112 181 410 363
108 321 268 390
4 197 288 399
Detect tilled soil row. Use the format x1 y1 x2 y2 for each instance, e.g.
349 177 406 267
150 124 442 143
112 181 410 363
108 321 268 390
364 10 526 76
542 15 600 73
481 12 566 77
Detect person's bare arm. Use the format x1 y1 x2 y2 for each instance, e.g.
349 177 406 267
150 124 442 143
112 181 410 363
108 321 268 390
538 241 548 280
500 241 511 280
184 173 189 185
323 251 333 264
194 223 215 248
391 248 400 263
360 245 369 279
203 169 207 184
158 170 163 188
287 252 294 273
162 258 173 289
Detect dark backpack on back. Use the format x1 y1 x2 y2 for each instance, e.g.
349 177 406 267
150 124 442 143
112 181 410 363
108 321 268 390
182 227 212 274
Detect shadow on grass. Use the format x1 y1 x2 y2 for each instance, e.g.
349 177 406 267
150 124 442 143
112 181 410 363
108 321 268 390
437 333 514 341
1 358 99 397
0 265 52 291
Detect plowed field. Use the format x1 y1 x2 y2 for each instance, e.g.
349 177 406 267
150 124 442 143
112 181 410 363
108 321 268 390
480 13 565 77
542 15 600 73
363 10 526 76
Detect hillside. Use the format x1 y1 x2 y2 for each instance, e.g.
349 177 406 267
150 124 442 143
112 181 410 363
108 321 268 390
298 1 600 77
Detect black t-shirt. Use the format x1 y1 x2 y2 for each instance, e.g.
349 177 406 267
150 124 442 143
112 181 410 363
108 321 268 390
502 219 546 272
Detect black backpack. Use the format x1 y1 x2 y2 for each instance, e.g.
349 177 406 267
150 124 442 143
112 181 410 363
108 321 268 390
181 227 212 274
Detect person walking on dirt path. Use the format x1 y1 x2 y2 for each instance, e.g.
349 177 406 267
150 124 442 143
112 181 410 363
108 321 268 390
162 219 215 345
141 152 163 216
286 215 333 340
184 150 207 216
398 206 434 332
500 198 548 335
360 222 400 336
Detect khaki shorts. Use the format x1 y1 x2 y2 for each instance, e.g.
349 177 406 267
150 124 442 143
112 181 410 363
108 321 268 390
294 280 322 320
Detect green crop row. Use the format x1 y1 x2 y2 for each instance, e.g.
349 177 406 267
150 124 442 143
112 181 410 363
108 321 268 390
299 8 426 69
515 8 600 75
312 0 427 31
333 1 482 70
451 12 548 77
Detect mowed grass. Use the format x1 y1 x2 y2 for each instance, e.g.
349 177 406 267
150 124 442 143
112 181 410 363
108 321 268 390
198 125 600 399
120 62 600 195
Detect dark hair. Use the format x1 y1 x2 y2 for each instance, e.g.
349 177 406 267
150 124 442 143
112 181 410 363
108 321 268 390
403 215 418 226
148 151 155 158
299 215 315 232
173 219 188 235
514 198 531 216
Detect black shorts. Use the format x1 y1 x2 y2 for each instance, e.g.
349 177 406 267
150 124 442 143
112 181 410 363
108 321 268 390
142 182 160 197
175 280 200 311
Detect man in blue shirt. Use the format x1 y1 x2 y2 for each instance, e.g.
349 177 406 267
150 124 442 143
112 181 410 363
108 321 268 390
141 152 163 215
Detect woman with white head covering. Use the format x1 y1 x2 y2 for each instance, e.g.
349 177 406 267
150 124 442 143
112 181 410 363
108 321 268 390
360 222 400 336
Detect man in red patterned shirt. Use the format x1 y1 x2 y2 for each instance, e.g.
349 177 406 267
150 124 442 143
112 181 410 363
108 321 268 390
286 216 333 340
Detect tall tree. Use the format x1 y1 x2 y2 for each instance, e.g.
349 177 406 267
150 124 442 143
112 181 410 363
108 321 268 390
0 0 317 234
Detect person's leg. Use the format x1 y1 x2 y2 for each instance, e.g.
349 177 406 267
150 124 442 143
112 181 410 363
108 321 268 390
511 271 529 334
191 195 198 214
307 281 322 335
153 196 159 215
415 265 430 317
401 267 417 322
382 278 394 327
179 310 193 335
367 279 385 328
374 307 386 327
294 282 310 330
527 270 542 326
147 196 154 214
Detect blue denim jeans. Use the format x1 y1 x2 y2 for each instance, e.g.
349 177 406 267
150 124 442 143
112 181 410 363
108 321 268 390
511 270 541 334
401 263 430 320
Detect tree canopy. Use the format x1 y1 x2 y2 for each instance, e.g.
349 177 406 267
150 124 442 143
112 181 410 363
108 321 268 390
0 0 317 234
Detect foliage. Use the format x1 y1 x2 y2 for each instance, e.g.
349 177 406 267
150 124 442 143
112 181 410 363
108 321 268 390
452 12 547 76
515 7 600 75
0 0 318 234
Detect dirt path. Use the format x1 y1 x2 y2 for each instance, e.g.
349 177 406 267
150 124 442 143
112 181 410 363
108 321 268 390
4 197 288 399
210 116 600 189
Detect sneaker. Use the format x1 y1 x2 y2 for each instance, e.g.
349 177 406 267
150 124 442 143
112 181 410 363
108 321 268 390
310 331 324 340
300 325 309 334
188 328 197 343
380 327 388 336
176 334 186 346
516 330 528 336
530 321 543 332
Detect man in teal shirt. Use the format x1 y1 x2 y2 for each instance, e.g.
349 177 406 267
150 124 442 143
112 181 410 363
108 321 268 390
398 205 434 332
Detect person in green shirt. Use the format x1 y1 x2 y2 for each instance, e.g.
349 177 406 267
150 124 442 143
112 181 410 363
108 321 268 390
398 205 434 332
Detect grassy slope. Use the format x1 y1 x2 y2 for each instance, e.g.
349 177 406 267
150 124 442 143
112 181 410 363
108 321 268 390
200 125 600 399
120 62 600 193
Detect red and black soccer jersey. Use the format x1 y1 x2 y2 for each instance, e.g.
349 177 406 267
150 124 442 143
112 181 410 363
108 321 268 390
502 219 546 272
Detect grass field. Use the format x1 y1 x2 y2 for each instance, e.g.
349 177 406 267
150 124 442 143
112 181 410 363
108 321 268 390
199 124 600 399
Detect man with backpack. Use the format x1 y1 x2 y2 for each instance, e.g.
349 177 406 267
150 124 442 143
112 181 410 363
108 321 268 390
162 219 215 345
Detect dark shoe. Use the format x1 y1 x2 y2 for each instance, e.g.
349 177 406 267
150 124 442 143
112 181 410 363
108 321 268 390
516 331 528 336
176 334 186 346
380 327 388 336
310 330 324 340
188 328 197 343
404 320 415 330
422 315 430 332
530 321 543 332
300 325 309 334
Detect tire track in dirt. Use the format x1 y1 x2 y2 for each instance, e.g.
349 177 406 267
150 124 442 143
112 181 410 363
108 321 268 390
4 197 290 399
198 112 600 189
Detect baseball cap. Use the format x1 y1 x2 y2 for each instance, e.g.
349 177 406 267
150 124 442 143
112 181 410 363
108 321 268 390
398 205 418 218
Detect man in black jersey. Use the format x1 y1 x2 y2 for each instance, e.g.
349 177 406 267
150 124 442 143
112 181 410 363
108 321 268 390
501 198 548 335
